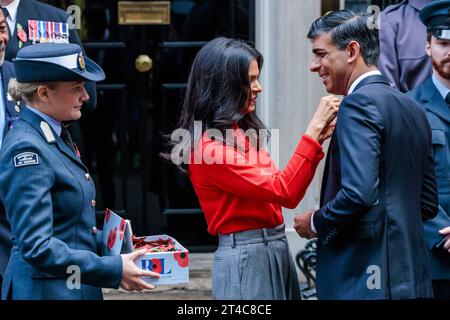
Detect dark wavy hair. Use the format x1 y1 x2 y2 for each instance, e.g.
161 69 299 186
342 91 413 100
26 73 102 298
162 37 268 171
307 9 380 66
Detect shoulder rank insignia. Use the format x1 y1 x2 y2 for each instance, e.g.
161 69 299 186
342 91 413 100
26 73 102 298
14 152 39 167
40 121 55 143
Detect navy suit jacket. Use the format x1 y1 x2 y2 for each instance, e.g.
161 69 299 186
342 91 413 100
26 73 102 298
407 77 450 280
0 60 22 280
4 0 96 112
0 108 122 299
314 74 438 299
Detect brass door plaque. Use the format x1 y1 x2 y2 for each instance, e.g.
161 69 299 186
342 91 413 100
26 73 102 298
118 1 171 25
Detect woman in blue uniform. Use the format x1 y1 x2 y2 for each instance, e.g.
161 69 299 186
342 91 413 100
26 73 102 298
0 43 159 300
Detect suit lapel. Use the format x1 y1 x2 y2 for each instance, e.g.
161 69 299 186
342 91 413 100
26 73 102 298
54 135 84 167
6 0 29 60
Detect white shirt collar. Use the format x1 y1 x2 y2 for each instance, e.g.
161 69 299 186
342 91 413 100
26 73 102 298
347 70 382 95
4 0 20 33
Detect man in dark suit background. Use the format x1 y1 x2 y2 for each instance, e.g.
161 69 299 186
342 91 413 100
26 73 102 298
0 7 23 295
407 0 450 299
0 0 96 113
294 10 439 299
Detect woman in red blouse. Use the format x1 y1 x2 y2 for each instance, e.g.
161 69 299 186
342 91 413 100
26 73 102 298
166 37 339 300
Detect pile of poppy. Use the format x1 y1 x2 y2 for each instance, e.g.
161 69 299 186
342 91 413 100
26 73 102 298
132 236 177 252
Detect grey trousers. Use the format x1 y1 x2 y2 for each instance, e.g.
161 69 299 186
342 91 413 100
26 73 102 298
213 224 301 300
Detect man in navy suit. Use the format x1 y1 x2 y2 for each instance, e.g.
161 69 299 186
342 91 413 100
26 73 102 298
0 0 96 112
294 10 439 299
0 7 22 296
407 0 450 299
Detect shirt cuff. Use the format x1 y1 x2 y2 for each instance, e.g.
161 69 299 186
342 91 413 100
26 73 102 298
311 212 317 233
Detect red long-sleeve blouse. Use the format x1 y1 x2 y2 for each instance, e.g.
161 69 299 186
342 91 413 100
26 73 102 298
188 128 324 235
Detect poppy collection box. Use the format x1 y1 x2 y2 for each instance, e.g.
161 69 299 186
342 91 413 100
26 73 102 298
100 209 189 285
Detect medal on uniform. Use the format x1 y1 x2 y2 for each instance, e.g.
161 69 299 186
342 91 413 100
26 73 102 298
28 20 38 44
29 20 69 44
39 20 45 43
61 22 69 43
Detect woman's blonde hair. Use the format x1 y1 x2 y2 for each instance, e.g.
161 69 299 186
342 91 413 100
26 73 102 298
8 78 57 103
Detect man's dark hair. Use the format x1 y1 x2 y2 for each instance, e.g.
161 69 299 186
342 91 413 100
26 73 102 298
307 10 380 66
161 37 267 172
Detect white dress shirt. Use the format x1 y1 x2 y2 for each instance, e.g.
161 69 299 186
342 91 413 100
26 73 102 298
3 0 20 35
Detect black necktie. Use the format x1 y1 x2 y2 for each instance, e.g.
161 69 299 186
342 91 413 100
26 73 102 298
1 8 11 40
445 92 450 105
2 7 9 19
60 125 77 155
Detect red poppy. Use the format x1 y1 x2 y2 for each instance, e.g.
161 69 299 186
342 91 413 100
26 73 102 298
107 227 117 251
104 209 111 224
17 29 27 42
151 259 162 273
119 219 126 240
174 251 189 268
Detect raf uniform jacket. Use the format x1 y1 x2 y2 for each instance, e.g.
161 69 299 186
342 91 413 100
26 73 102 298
408 77 450 281
378 0 435 92
0 107 122 300
4 0 96 111
314 74 438 300
0 60 22 281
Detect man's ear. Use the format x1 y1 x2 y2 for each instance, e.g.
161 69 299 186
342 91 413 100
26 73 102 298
36 85 51 103
426 40 432 58
346 40 361 64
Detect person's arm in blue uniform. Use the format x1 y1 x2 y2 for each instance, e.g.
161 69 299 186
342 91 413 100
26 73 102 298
421 126 449 249
379 11 400 90
0 139 122 289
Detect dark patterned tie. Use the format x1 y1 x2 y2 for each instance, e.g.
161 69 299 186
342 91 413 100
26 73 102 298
60 125 77 155
1 7 10 40
445 92 450 106
1 7 9 19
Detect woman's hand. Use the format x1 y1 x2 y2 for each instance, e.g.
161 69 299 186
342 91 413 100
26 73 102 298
318 118 337 143
120 249 160 291
306 95 340 144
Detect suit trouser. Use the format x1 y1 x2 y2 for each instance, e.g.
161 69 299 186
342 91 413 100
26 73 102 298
432 280 450 299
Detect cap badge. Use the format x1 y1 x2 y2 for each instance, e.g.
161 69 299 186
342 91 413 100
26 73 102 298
77 52 85 71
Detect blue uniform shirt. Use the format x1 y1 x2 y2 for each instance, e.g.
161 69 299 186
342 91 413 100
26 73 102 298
26 106 61 136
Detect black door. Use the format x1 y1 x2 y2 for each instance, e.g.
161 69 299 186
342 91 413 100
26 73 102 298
44 0 255 250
